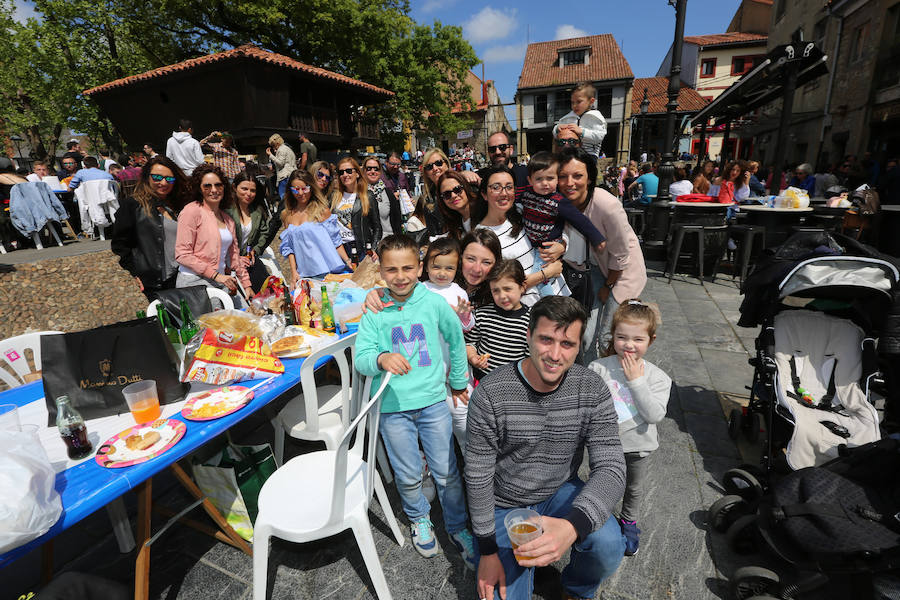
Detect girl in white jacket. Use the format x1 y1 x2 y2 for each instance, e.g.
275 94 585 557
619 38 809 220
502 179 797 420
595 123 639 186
589 299 672 556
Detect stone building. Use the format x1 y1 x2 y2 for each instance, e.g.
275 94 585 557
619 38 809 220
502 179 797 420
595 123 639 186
515 34 634 163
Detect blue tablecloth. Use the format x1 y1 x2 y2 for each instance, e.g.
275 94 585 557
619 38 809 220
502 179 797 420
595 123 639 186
0 334 349 567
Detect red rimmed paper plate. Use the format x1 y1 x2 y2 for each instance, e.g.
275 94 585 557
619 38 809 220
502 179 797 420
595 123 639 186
181 386 253 421
95 419 186 468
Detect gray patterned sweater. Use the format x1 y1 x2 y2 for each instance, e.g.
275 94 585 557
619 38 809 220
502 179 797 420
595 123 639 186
465 360 625 554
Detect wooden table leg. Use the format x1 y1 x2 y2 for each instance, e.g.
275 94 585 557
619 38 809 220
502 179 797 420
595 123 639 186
169 462 252 556
134 478 152 600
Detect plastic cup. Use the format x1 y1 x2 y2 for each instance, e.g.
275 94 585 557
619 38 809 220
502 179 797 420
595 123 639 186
122 380 161 424
504 508 543 561
0 404 19 431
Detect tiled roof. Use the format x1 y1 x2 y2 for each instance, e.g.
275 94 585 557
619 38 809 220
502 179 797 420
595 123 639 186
517 34 633 90
683 32 767 48
83 45 394 97
631 77 710 114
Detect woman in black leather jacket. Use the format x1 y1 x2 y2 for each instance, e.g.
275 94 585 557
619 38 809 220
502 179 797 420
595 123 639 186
111 156 189 299
328 156 382 263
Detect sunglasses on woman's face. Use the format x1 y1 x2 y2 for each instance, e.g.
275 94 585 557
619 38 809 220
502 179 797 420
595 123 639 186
424 159 445 172
149 174 176 183
364 165 381 172
338 168 356 176
316 171 332 181
291 185 310 194
440 185 464 201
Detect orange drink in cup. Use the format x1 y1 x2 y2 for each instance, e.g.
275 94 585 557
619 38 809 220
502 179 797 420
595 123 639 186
122 380 161 424
504 508 542 561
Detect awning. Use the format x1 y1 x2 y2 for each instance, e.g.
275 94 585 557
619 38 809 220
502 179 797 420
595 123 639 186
692 41 828 125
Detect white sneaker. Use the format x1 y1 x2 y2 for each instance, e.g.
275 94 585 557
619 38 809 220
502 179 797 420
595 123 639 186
410 517 440 558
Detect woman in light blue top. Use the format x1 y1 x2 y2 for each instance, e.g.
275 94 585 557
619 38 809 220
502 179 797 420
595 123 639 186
279 169 352 287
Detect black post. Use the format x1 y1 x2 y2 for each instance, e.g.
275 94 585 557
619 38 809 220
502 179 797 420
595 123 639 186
772 56 799 196
721 120 731 165
696 121 707 170
646 0 687 252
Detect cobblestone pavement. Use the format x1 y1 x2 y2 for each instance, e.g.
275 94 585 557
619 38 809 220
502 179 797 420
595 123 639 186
2 264 845 600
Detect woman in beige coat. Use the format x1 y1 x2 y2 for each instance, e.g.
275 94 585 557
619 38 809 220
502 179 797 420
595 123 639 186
557 147 647 364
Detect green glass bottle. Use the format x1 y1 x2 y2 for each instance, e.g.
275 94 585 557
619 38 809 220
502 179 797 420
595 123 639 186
156 305 180 345
136 309 147 319
179 299 198 343
320 285 335 333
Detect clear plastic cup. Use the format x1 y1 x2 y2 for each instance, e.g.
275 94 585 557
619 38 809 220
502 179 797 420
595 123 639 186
122 380 161 424
0 404 19 431
504 508 543 561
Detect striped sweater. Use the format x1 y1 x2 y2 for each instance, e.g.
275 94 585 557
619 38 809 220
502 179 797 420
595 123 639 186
464 304 530 379
465 361 625 554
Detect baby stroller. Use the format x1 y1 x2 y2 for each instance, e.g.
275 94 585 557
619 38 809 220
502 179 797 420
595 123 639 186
717 232 899 501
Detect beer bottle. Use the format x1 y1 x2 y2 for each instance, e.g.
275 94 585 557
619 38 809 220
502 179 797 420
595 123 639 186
365 242 374 258
350 245 359 269
320 285 335 333
282 283 297 326
179 299 199 343
136 309 146 319
156 305 180 346
56 396 93 460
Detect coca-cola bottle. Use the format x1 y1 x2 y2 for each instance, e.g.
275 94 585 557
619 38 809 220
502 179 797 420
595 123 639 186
55 395 93 460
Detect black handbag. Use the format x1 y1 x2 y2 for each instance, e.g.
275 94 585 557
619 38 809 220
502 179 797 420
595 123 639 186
41 318 188 425
562 242 594 309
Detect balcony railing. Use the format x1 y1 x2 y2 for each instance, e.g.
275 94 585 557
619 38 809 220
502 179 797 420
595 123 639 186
289 104 339 136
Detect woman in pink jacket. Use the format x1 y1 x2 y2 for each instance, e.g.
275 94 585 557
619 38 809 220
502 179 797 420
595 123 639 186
175 164 252 306
558 147 647 364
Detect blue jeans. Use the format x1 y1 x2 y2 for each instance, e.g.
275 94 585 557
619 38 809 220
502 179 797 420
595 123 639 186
379 400 469 534
477 479 625 600
277 178 288 200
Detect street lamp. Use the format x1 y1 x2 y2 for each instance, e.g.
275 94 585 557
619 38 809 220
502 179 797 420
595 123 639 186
645 0 687 255
639 88 650 162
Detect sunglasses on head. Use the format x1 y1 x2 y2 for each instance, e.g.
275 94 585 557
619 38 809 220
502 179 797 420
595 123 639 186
440 185 464 201
487 144 510 153
337 168 356 176
424 159 445 172
149 174 176 183
364 165 381 172
316 171 332 181
558 138 579 147
291 185 310 194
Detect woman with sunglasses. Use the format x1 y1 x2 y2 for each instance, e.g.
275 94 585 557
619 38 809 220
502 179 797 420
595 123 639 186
310 160 334 193
420 148 480 235
280 169 351 288
175 164 252 306
475 165 566 307
329 156 382 262
363 156 402 237
224 171 272 293
436 171 484 239
111 156 190 299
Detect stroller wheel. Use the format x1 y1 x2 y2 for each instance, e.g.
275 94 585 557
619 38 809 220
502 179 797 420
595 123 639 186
708 494 751 533
726 514 759 554
731 566 780 600
747 412 765 443
723 468 765 502
729 408 744 440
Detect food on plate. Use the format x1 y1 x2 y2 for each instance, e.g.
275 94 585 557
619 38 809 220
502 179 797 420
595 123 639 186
196 310 263 338
191 404 226 418
271 335 304 355
323 273 353 282
125 430 161 451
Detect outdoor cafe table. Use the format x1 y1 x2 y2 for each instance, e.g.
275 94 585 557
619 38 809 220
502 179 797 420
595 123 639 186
0 332 351 598
737 205 814 247
661 201 731 274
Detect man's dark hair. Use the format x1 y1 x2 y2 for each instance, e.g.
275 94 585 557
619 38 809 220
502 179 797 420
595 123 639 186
527 151 558 175
641 163 653 174
66 141 79 150
82 156 98 168
144 142 155 151
377 233 420 260
488 131 511 144
528 296 588 339
178 118 192 131
388 151 403 162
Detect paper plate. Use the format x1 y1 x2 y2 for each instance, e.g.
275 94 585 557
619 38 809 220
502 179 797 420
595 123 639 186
95 419 186 468
181 386 253 421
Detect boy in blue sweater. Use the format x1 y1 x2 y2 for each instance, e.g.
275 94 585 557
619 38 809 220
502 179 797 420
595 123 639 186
356 234 476 569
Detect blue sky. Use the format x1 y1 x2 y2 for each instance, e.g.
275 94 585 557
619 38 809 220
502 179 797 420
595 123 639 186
411 0 743 125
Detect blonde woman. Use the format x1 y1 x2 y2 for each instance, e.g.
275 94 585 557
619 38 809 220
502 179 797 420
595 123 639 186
280 169 352 287
329 156 381 263
266 134 296 199
310 160 334 194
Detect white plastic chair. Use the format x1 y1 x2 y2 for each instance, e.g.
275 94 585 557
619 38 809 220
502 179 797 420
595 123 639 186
0 331 62 389
146 286 234 317
258 247 285 281
253 372 403 600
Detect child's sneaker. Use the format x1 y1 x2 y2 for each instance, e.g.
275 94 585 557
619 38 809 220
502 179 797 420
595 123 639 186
619 518 640 556
410 517 440 558
449 528 476 571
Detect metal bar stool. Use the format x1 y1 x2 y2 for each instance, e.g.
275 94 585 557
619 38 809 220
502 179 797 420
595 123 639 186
666 224 729 283
625 207 647 238
728 223 766 286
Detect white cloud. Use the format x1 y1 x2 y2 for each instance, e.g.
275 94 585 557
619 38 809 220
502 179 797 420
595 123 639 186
482 43 526 63
11 0 39 22
464 7 518 44
555 24 588 40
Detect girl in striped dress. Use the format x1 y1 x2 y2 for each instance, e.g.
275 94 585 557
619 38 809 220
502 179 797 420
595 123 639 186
465 260 531 381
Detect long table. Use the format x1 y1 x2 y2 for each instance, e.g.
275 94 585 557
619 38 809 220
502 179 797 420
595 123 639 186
0 334 350 582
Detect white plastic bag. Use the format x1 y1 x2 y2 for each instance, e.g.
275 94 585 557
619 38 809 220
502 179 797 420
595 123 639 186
0 428 63 554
